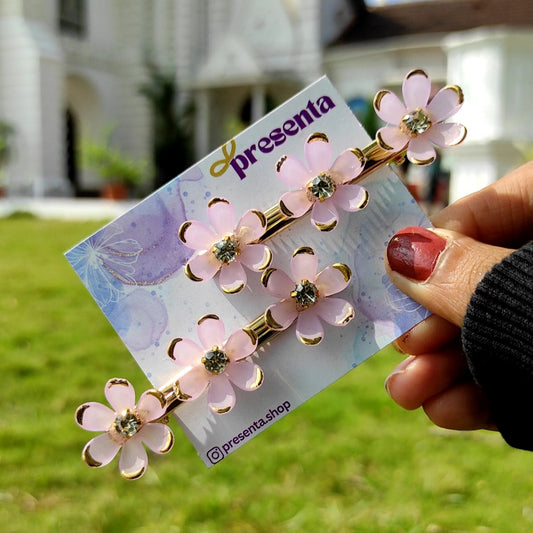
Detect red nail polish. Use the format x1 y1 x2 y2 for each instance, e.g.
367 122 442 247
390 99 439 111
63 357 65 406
387 226 446 281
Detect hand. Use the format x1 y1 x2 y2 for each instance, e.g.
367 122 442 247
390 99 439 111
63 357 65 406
384 161 533 432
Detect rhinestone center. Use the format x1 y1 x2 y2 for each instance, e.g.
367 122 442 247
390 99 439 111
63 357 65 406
401 109 432 137
291 279 319 311
114 410 142 438
213 236 240 264
307 173 336 202
202 347 229 374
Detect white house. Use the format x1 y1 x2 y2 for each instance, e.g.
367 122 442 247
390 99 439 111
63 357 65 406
1 0 532 202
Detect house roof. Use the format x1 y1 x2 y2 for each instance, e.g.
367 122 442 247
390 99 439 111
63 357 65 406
332 0 533 45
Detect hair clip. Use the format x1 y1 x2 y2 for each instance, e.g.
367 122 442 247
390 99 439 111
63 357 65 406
73 68 466 479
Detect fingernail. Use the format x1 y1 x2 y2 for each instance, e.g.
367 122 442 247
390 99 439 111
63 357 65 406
387 226 447 281
384 356 415 397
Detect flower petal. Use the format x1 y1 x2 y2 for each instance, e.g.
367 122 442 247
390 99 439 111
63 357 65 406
374 89 407 124
310 200 339 232
266 300 298 330
261 267 294 299
330 149 364 183
197 314 225 350
314 297 355 326
305 135 332 174
406 136 437 165
168 337 203 367
82 433 121 468
219 261 247 294
105 378 135 412
179 220 216 250
276 155 311 188
207 376 236 414
315 264 351 296
427 122 467 148
376 126 408 152
295 310 324 346
186 251 220 282
226 360 264 391
333 184 369 212
280 189 312 218
239 243 272 272
236 209 267 243
291 247 318 282
207 198 236 236
76 402 116 432
119 438 148 480
136 390 166 421
224 328 257 361
402 69 431 110
428 85 463 122
176 365 209 400
139 423 174 454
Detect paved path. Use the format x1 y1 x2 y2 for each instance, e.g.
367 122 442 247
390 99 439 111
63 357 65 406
0 197 138 221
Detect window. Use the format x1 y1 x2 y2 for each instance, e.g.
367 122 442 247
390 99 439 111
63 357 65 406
59 0 87 38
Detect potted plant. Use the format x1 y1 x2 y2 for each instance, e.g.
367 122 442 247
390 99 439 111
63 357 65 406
81 132 148 199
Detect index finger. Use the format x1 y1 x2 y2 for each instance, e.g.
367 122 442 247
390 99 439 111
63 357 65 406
431 161 533 248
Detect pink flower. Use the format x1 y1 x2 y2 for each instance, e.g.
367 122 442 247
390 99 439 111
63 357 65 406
75 378 174 480
276 132 368 232
168 315 263 414
179 198 272 294
261 247 354 345
374 68 467 165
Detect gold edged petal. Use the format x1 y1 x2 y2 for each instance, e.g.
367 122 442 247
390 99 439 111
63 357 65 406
349 147 366 165
260 267 277 288
275 155 288 173
213 405 232 414
207 196 230 208
184 262 203 282
167 337 183 359
292 246 315 257
307 132 329 144
442 84 464 105
314 219 337 232
242 327 258 347
331 263 352 283
173 380 192 401
178 221 192 243
120 464 146 481
144 389 166 411
373 90 391 112
76 404 90 426
221 282 245 294
82 444 103 468
250 209 267 229
405 68 429 80
249 366 264 390
256 246 273 271
198 314 220 325
358 189 370 209
298 335 322 346
376 130 395 152
265 308 284 330
158 426 175 453
337 304 355 326
279 199 294 217
410 155 436 166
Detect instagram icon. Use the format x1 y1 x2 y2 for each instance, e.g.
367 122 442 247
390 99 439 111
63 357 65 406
206 446 225 465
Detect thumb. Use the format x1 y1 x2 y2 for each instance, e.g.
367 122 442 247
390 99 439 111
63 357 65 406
385 226 513 327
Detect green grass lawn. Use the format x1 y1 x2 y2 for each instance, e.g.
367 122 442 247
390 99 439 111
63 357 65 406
1 217 533 533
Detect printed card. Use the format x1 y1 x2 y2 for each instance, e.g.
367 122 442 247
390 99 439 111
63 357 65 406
66 77 431 466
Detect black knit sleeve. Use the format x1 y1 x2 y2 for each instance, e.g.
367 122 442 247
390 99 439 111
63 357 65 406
462 241 533 451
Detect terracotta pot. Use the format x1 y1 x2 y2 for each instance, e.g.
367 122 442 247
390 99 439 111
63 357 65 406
101 183 128 200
